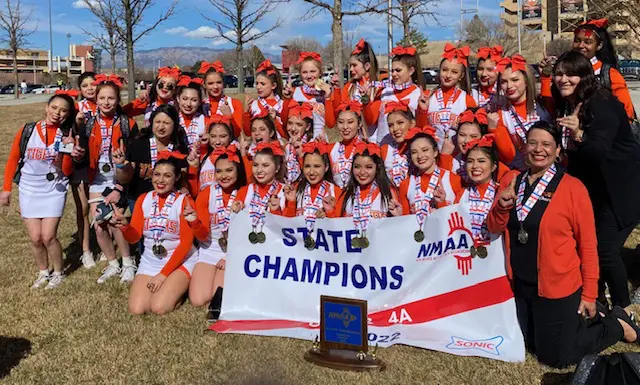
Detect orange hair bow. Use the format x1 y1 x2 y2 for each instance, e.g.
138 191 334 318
384 100 410 114
391 46 416 57
158 66 181 81
302 141 330 155
212 144 240 164
208 114 232 126
352 39 366 55
256 59 276 76
580 18 608 29
405 125 437 141
177 75 203 87
157 150 187 161
336 100 363 115
198 61 225 75
288 101 314 119
442 43 471 66
465 134 495 151
55 89 80 98
250 109 270 120
496 55 527 73
297 52 322 64
458 108 488 125
354 142 381 157
476 46 503 62
256 141 284 156
92 74 122 88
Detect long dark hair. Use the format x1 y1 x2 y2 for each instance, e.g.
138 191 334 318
48 94 78 136
350 40 379 97
407 133 439 176
254 146 285 182
149 74 177 104
295 151 334 206
145 104 189 153
464 143 499 182
154 157 184 191
339 152 393 216
176 72 204 114
392 49 425 88
551 51 614 125
251 116 278 141
574 24 618 68
439 57 471 93
214 149 247 191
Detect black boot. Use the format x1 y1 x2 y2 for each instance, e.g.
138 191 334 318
207 287 224 322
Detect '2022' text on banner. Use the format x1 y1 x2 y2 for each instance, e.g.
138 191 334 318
210 204 526 362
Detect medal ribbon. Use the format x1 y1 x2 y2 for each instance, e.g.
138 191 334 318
370 80 414 91
258 95 282 114
352 182 377 233
336 142 356 186
212 183 237 233
249 182 280 230
508 104 539 152
413 168 441 230
179 112 201 149
516 164 557 223
390 146 409 186
149 136 174 167
560 105 576 151
435 87 459 125
79 99 96 121
303 181 328 234
468 181 496 242
285 136 308 183
149 191 177 245
40 121 63 165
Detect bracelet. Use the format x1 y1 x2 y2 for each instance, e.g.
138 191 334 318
115 163 126 169
113 185 124 193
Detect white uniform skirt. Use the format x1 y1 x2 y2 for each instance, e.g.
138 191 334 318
89 162 116 194
137 247 197 278
196 238 226 266
19 174 69 218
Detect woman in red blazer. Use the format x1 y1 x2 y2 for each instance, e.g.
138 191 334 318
486 121 639 368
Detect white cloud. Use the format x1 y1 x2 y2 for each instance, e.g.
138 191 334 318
72 0 98 9
185 26 220 39
165 26 188 35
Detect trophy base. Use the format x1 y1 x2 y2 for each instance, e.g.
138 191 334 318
304 348 386 372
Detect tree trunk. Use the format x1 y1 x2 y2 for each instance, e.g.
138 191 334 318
401 1 411 43
237 41 244 94
12 48 18 99
124 1 136 100
332 0 344 88
111 49 117 74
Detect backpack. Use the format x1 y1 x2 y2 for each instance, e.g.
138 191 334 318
598 64 640 143
13 122 37 184
84 113 131 145
571 353 640 385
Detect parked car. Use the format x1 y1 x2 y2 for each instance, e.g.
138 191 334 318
620 60 640 80
26 84 43 93
322 71 334 83
31 85 61 94
0 84 15 94
423 70 438 84
244 76 254 88
223 75 238 88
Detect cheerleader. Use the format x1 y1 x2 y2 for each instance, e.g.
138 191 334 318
335 142 400 247
193 115 235 192
73 71 97 268
283 101 314 184
123 66 180 127
175 74 206 151
185 144 247 320
363 45 424 145
244 59 286 138
329 101 366 188
380 101 415 187
198 61 244 137
1 93 81 289
282 52 336 138
239 112 278 166
86 75 138 284
489 55 551 171
283 142 341 223
420 43 477 148
111 156 197 315
397 126 463 221
473 45 504 110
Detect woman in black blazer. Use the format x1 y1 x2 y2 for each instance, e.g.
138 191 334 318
552 51 640 307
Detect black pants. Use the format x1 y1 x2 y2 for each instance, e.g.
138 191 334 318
514 279 623 368
595 201 638 307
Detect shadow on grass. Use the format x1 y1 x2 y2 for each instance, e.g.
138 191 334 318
0 336 31 379
623 247 640 289
541 372 573 385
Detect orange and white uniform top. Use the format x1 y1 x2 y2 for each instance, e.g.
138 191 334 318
329 137 362 188
283 180 342 218
426 87 477 149
364 83 422 145
87 114 135 192
3 121 74 218
78 98 98 122
190 182 239 265
381 142 409 187
439 152 513 183
237 181 286 223
454 180 498 244
202 95 244 138
122 191 197 277
291 86 336 139
334 78 378 137
244 97 286 138
398 168 463 215
198 153 217 191
335 182 394 218
179 112 207 152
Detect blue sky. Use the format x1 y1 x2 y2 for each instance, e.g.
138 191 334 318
25 0 502 57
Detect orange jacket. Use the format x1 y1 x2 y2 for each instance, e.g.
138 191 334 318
87 115 135 183
486 172 599 302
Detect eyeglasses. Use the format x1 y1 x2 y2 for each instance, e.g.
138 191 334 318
157 82 175 91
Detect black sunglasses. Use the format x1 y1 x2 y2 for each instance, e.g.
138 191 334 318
157 82 175 91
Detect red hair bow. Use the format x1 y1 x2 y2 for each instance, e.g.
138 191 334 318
391 46 416 57
158 66 181 81
384 100 410 114
352 39 366 55
458 108 488 125
208 114 232 126
354 142 381 157
302 141 330 155
212 144 240 164
336 100 363 115
442 43 471 66
581 18 608 29
297 52 322 64
92 74 122 88
288 101 314 119
405 125 437 141
256 59 276 76
496 55 527 73
465 134 495 151
177 75 203 87
157 150 187 161
198 61 225 75
476 45 503 62
256 141 284 156
250 109 270 120
55 89 80 98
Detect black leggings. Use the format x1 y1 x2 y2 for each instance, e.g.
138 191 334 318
514 279 623 368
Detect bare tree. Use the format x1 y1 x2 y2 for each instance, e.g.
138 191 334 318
301 0 387 87
0 0 34 99
284 37 324 54
546 38 572 57
201 0 286 93
392 0 440 42
81 0 123 74
460 15 536 56
589 0 640 53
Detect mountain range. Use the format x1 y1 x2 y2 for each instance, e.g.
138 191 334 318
113 47 280 69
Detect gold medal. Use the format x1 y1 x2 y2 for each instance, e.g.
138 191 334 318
352 237 361 249
360 236 370 249
102 164 111 173
517 226 528 245
304 236 316 250
46 172 55 181
153 244 167 257
414 230 425 243
248 231 258 244
476 245 488 259
256 232 266 244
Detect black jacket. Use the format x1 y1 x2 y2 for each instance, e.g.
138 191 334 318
567 93 640 227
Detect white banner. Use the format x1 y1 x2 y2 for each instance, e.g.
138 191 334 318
210 204 526 363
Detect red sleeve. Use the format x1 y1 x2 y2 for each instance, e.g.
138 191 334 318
363 100 381 128
231 99 244 138
540 75 552 98
610 68 635 120
122 193 147 243
326 186 342 218
334 194 347 217
243 111 252 137
333 85 344 111
122 98 148 118
438 153 454 171
187 165 199 197
485 171 518 234
243 156 253 183
415 106 428 128
569 178 599 302
449 172 464 199
280 98 291 129
493 122 516 165
160 196 196 277
465 94 477 108
324 96 336 129
398 178 411 215
3 127 23 192
61 154 74 177
236 186 248 207
283 199 297 217
496 162 512 183
189 187 210 242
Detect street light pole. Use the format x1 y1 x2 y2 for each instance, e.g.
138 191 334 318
48 0 53 71
517 0 522 54
387 0 392 75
